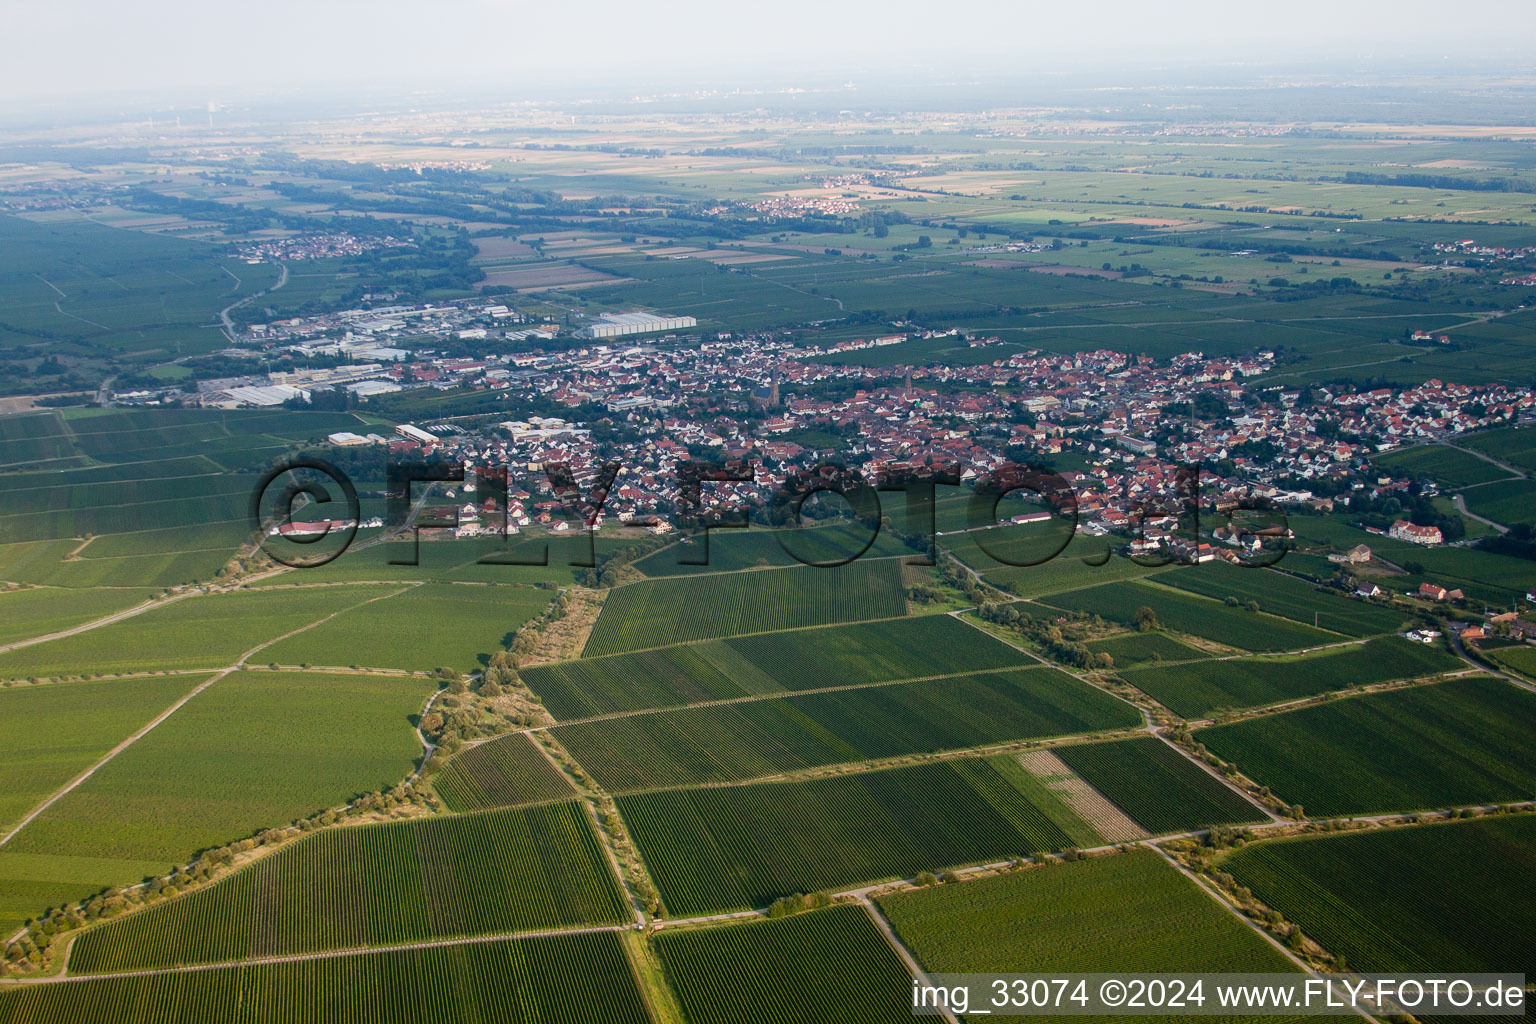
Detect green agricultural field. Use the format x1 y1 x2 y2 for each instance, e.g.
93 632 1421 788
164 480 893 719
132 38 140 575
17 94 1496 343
0 676 209 839
1459 424 1536 476
879 849 1300 988
1036 580 1336 652
0 538 236 591
1154 564 1408 637
652 904 913 1024
1488 644 1536 679
633 522 913 577
0 587 145 647
1376 444 1515 490
1195 676 1536 816
527 613 1024 720
274 532 628 588
985 541 1172 600
68 801 628 972
554 666 1139 792
262 583 554 673
617 757 1079 916
0 584 399 679
1055 737 1268 834
1121 636 1462 719
1225 815 1536 976
582 559 908 656
0 930 649 1024
1460 477 1536 528
1083 631 1205 669
0 671 432 936
433 733 576 813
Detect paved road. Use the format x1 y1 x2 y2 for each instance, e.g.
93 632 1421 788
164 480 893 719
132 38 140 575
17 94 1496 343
219 261 288 341
1452 492 1510 534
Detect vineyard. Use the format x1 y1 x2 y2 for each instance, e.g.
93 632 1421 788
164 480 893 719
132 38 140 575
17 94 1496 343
1055 737 1267 834
1121 636 1462 719
0 672 433 937
616 758 1078 916
652 904 913 1024
553 666 1139 792
522 642 775 720
0 585 400 679
1036 581 1335 653
433 733 576 812
633 522 912 577
67 802 629 972
1155 563 1407 638
878 849 1300 983
580 559 907 657
0 676 205 838
1194 676 1536 816
262 583 554 674
1225 815 1536 975
0 931 649 1024
525 612 1024 720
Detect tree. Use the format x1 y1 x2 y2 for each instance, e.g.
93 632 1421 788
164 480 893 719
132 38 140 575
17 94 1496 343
1133 606 1159 632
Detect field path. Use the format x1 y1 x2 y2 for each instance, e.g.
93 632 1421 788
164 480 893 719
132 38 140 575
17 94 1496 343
0 586 413 849
1145 844 1379 1022
219 261 288 341
1451 492 1511 534
855 895 961 1024
0 593 194 656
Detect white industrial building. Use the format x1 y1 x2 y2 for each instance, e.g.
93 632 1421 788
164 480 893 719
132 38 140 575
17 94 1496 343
219 384 309 407
578 312 697 339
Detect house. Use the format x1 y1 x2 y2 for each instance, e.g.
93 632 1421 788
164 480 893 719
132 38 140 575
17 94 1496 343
1458 624 1486 641
1390 519 1443 546
1418 583 1448 602
1354 582 1382 599
1328 543 1372 564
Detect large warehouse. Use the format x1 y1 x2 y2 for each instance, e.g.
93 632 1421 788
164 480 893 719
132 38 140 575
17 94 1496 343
578 311 697 339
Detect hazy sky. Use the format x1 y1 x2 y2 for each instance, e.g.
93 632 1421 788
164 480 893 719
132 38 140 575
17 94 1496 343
5 0 1536 106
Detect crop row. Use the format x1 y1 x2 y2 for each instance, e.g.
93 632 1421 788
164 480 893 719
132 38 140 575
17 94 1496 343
1122 636 1462 719
67 802 628 973
1037 581 1333 652
1225 815 1536 975
581 559 907 657
654 904 913 1024
617 758 1075 916
525 613 1026 720
433 733 576 812
0 931 647 1024
1195 676 1536 816
1155 563 1406 638
555 667 1139 792
1054 737 1268 834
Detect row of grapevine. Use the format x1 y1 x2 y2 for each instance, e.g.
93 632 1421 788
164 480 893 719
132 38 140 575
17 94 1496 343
653 904 913 1024
1122 635 1461 719
1226 815 1536 975
69 802 628 973
617 758 1075 916
1054 736 1268 834
433 732 576 812
1195 675 1536 816
581 559 907 657
555 667 1138 793
1038 581 1334 652
525 611 1027 721
0 932 648 1024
